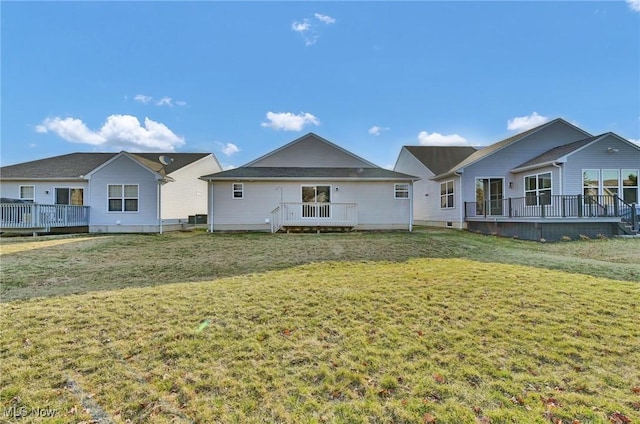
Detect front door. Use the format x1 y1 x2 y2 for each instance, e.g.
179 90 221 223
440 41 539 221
302 185 331 218
475 178 504 216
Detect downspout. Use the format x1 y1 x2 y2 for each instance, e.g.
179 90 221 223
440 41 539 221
455 171 463 227
209 181 214 232
158 181 163 234
552 162 563 196
409 180 414 232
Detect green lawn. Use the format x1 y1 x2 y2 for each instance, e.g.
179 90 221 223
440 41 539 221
1 229 639 423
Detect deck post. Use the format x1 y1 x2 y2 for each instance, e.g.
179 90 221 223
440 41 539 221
577 194 583 218
508 198 512 218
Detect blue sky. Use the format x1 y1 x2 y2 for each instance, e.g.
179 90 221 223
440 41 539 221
2 1 639 169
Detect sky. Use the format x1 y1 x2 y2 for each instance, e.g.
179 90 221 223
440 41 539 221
1 1 639 170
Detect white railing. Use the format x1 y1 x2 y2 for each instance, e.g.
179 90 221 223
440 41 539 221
0 203 90 230
271 202 357 232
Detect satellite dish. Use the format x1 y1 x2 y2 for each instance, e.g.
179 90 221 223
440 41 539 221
159 155 174 166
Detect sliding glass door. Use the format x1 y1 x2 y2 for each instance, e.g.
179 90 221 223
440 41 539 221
475 178 504 216
302 185 331 218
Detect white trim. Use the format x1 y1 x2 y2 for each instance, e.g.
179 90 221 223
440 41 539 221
84 151 162 179
394 183 410 199
107 183 140 213
439 180 455 209
19 185 35 202
523 171 552 206
54 187 85 206
232 183 244 199
474 177 505 215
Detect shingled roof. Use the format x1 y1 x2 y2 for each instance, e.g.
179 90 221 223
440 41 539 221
432 118 592 179
510 135 601 172
0 152 212 180
201 167 418 181
402 146 477 175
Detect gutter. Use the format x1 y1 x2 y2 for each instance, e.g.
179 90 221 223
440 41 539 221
455 171 464 225
552 162 563 196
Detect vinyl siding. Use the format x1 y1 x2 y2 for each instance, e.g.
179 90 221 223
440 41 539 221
161 155 220 219
394 147 461 226
249 135 374 168
460 122 590 206
563 135 640 196
210 180 411 231
88 155 159 228
1 180 89 204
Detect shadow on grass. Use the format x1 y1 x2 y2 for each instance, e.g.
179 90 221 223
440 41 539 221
1 228 638 301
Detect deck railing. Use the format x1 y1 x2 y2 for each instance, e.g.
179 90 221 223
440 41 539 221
465 194 638 230
271 202 357 232
0 203 90 230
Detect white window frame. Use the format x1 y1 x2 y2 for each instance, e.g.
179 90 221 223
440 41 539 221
524 172 552 206
54 187 85 206
108 184 139 212
440 180 454 209
622 169 639 204
232 183 244 199
19 185 35 202
582 169 600 199
394 183 409 199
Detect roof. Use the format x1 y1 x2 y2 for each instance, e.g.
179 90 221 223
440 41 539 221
201 167 419 181
244 132 378 168
432 118 592 179
401 146 477 175
0 152 212 180
510 135 601 172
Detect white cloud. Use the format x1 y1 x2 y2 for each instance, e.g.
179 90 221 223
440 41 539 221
156 96 173 107
292 19 311 33
35 115 185 151
219 142 240 156
292 13 335 46
175 100 187 107
134 94 153 104
223 164 236 171
261 111 320 131
417 131 469 146
507 112 549 132
368 125 389 136
314 13 336 24
629 138 640 146
627 0 640 12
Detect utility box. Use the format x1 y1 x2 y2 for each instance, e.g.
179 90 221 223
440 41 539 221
188 214 207 224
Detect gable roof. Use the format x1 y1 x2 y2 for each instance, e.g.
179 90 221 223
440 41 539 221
0 152 212 180
400 146 477 175
432 118 592 179
244 133 378 168
201 167 418 181
510 132 640 173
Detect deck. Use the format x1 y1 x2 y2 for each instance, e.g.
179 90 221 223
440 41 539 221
0 203 90 233
270 202 357 233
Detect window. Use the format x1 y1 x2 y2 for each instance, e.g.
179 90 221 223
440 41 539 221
524 172 551 206
583 169 600 199
19 185 35 202
301 185 331 217
108 184 138 212
622 169 638 204
55 188 84 205
602 169 620 197
394 183 409 199
440 180 454 208
232 183 244 199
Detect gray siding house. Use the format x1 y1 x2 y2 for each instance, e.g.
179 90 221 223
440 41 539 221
395 118 639 240
0 152 221 233
394 146 477 229
200 133 419 232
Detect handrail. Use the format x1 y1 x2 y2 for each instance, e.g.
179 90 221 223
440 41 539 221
0 203 90 230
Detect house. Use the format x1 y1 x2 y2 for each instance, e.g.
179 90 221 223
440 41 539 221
394 146 477 229
200 133 419 232
394 118 640 240
0 151 221 233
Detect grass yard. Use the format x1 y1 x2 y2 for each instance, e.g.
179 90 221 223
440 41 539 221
1 229 639 423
